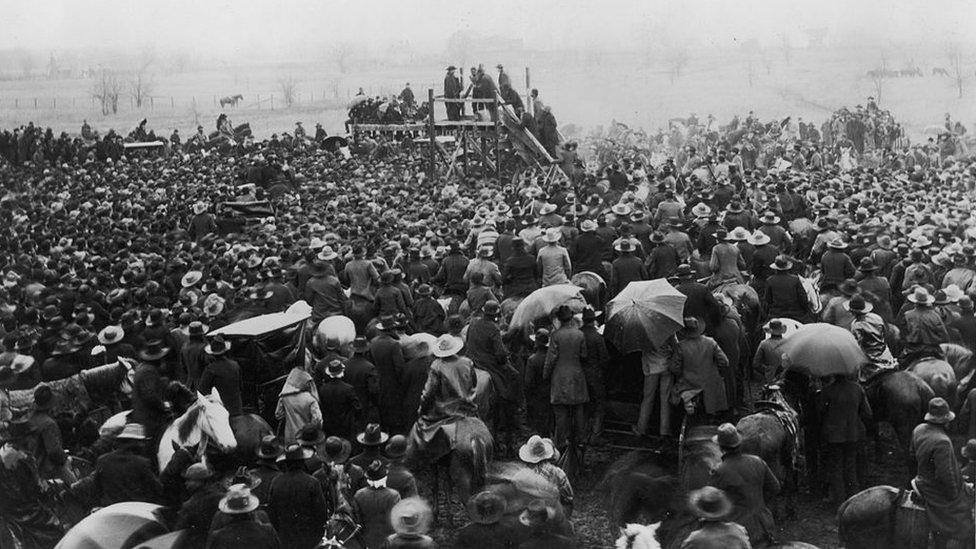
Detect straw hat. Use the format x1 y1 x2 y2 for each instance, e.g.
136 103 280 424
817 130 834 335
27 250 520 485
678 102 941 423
467 491 506 525
907 287 935 305
97 325 125 345
390 497 433 536
219 484 260 514
748 230 771 246
181 270 203 288
519 435 554 464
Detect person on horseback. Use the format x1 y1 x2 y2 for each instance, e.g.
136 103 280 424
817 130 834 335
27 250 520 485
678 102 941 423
847 295 896 381
710 423 781 546
0 414 64 548
910 398 975 549
682 486 751 549
900 287 948 367
407 334 480 462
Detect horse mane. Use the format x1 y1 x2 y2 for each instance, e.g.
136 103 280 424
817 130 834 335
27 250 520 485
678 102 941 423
177 402 203 442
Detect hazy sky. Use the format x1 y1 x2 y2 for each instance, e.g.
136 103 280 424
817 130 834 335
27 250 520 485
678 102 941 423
5 0 975 55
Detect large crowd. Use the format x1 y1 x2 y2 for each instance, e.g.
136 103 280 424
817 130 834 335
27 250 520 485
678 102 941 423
0 97 974 549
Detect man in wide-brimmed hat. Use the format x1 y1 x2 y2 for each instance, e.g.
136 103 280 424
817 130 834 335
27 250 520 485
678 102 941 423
130 339 172 438
900 286 949 367
673 318 730 417
457 490 514 548
538 227 571 287
303 260 348 323
764 255 812 322
267 443 329 549
818 370 873 504
92 422 163 507
910 397 974 547
200 335 243 417
709 422 780 545
383 496 434 548
24 384 67 479
610 238 647 296
681 486 750 548
757 211 793 253
318 359 360 440
207 484 280 549
819 238 856 292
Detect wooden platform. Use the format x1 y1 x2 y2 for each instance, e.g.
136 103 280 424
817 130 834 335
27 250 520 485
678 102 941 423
351 120 497 132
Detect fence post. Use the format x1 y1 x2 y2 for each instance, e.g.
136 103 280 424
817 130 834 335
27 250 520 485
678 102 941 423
53 98 56 109
150 97 154 110
34 97 37 109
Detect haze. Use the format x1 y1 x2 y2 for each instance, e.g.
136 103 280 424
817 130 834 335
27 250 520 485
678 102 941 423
5 0 975 58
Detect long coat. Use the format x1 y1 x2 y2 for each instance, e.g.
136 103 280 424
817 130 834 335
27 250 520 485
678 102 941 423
544 323 589 405
318 378 361 439
465 318 516 400
199 356 244 417
817 378 872 443
267 469 329 549
370 334 406 430
206 514 281 549
673 334 729 414
351 485 401 549
710 450 781 544
910 423 974 539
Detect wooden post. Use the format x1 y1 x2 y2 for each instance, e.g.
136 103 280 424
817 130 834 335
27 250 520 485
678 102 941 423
34 97 37 109
525 67 532 116
461 128 468 175
428 89 436 179
493 96 501 178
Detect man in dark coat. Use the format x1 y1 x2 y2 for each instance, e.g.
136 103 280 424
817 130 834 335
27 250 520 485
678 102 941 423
910 397 974 547
645 232 679 280
130 340 171 439
444 66 463 121
817 373 872 503
950 296 976 351
369 321 407 433
412 284 445 335
24 385 66 479
820 239 856 292
709 423 781 546
351 460 401 549
303 261 348 323
188 202 218 242
674 264 721 328
173 463 224 546
92 424 163 507
198 336 243 417
455 491 516 549
610 240 646 297
318 360 361 439
501 238 538 298
570 220 607 279
345 337 381 428
764 256 812 322
580 309 608 443
466 302 524 445
207 485 281 549
268 444 328 549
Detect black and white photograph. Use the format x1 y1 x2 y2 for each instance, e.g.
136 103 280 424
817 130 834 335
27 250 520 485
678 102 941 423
0 1 975 547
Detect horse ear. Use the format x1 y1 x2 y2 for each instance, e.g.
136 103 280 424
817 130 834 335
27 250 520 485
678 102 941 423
209 387 223 405
196 391 207 402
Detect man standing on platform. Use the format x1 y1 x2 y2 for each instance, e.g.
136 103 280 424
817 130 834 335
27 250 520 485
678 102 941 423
444 66 462 121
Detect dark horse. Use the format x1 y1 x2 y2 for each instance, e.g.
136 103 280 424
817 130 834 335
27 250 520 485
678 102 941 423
405 417 493 522
863 370 934 471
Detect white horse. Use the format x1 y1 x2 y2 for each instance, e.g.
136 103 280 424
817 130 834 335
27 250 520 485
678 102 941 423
615 523 662 549
99 388 238 472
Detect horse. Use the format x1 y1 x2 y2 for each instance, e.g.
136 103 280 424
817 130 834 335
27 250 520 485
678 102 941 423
406 417 493 523
941 343 975 381
907 357 957 407
616 522 662 549
736 385 801 519
837 485 929 549
219 94 243 108
863 370 934 469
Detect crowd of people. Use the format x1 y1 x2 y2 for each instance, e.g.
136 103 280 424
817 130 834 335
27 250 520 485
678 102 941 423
0 97 974 548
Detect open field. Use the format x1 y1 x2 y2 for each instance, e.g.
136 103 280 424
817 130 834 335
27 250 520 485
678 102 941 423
1 44 973 141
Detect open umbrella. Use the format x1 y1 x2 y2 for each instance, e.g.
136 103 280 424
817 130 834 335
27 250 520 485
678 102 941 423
604 279 686 353
56 502 169 549
314 315 357 348
509 284 587 328
780 322 867 377
761 318 803 340
133 530 189 549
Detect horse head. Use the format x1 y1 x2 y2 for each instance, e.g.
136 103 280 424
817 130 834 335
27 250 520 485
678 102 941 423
117 357 137 398
179 390 237 454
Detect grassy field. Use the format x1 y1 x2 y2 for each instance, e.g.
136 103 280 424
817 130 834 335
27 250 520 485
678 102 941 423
1 44 972 141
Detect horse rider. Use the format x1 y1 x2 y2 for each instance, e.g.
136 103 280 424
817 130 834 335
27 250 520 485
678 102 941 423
910 397 975 549
900 287 949 367
0 413 65 548
709 423 781 546
681 486 751 549
406 334 481 465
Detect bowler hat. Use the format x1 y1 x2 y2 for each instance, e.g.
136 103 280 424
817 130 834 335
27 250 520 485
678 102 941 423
687 486 733 520
713 422 742 448
924 397 955 424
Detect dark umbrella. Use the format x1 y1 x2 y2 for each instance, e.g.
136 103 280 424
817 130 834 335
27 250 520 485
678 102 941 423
605 279 686 353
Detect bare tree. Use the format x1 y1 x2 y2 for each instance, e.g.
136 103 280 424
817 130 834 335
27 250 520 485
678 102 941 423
91 70 122 115
129 71 154 108
279 76 298 107
946 43 967 98
665 48 689 84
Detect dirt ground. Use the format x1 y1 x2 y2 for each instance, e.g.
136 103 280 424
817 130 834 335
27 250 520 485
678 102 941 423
423 423 911 548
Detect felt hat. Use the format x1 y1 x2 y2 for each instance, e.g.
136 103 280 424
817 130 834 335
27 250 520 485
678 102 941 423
726 201 745 213
255 435 285 460
298 424 326 447
385 434 408 460
858 257 878 272
357 423 390 446
187 321 209 337
218 485 260 514
770 255 794 271
760 212 781 224
713 422 742 448
614 239 635 253
205 335 231 355
279 443 314 462
467 491 506 525
907 287 935 305
687 486 734 520
924 397 955 424
391 497 433 536
432 334 463 358
366 459 389 481
326 359 345 378
138 339 171 361
323 436 352 465
827 238 848 250
844 295 873 314
181 270 203 288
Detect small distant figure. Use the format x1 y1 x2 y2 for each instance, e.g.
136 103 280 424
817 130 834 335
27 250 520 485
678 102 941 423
294 121 306 141
314 122 327 143
444 66 462 121
496 64 510 89
357 87 365 96
170 129 181 148
400 83 415 107
81 119 94 140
